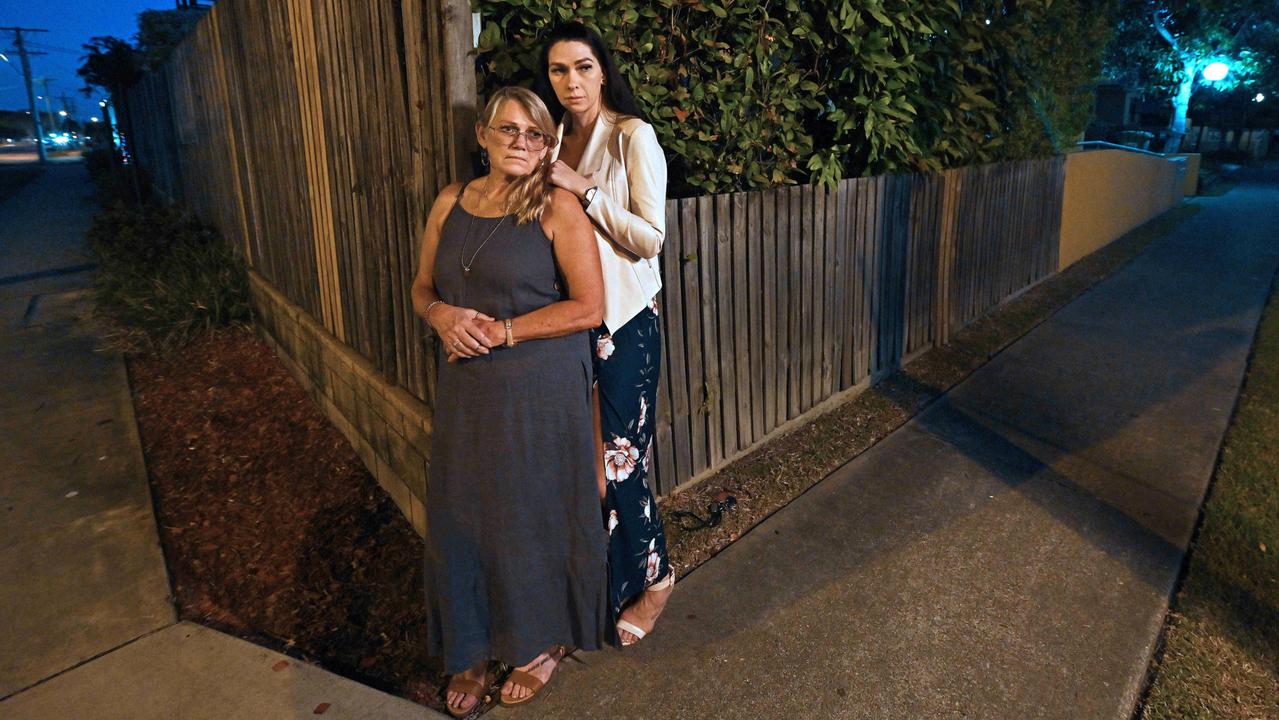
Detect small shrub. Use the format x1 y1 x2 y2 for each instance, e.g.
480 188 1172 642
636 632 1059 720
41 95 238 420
84 145 154 206
87 200 252 353
83 145 118 179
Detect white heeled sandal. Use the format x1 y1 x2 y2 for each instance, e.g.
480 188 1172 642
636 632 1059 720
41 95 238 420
616 574 675 646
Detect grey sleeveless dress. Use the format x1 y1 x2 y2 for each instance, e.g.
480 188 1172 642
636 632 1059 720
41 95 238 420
425 196 607 673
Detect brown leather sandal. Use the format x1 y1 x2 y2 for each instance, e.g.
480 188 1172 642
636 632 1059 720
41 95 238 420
444 670 489 718
498 645 569 707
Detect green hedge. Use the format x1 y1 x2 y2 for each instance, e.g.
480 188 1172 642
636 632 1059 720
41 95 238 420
475 0 1114 196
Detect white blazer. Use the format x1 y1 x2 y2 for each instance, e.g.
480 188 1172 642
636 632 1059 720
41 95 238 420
553 111 667 333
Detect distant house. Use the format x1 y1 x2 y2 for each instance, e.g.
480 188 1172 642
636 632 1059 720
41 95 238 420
1093 81 1138 128
1088 81 1171 150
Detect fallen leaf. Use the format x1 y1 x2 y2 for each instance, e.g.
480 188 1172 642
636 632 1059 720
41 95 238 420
314 702 330 714
272 660 289 672
1261 543 1268 553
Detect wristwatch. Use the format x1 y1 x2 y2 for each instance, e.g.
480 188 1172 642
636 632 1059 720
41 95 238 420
582 186 598 208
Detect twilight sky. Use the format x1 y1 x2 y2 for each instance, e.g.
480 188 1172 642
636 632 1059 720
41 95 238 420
1 0 180 121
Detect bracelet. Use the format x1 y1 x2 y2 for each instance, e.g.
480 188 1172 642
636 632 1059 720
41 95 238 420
504 318 516 347
424 300 445 328
581 186 598 209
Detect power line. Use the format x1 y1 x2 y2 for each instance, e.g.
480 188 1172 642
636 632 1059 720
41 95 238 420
24 42 82 56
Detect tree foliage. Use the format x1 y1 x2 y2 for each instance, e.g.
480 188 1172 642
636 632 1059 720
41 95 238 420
475 0 1114 195
1104 0 1279 148
77 36 142 100
1108 0 1276 89
136 9 209 71
77 8 209 96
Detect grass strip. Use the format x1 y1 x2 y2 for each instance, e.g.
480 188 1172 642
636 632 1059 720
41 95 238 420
1138 265 1279 718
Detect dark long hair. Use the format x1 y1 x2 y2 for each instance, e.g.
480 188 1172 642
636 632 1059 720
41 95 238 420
536 22 647 129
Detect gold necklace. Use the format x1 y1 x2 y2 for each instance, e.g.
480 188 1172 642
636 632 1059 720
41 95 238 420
459 178 511 275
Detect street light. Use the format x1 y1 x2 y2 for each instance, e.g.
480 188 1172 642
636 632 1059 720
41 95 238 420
0 52 20 78
1202 62 1230 82
90 116 100 123
1254 93 1266 103
57 110 66 117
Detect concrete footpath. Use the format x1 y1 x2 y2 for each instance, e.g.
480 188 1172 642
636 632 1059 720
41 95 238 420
0 162 436 719
495 169 1279 720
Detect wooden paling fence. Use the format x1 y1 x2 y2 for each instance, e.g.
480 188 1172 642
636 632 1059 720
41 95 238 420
123 0 474 403
121 2 1066 499
647 158 1065 495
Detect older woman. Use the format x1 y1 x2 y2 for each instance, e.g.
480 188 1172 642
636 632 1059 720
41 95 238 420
410 86 606 714
538 22 674 647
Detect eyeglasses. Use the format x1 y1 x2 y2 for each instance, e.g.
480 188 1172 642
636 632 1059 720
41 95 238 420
487 124 551 151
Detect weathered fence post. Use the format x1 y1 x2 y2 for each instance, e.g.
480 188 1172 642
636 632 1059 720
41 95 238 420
441 0 476 180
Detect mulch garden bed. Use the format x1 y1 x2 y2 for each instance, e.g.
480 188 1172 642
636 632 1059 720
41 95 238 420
126 203 1201 714
128 332 446 712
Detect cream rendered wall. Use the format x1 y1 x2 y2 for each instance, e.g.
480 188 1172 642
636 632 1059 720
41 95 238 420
1169 153 1201 196
1059 149 1186 270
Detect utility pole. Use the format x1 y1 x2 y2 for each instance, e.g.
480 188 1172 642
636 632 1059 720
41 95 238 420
57 92 79 126
1 26 49 163
34 78 61 133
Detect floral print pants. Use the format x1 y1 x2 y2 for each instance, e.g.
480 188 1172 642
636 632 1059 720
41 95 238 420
591 303 671 627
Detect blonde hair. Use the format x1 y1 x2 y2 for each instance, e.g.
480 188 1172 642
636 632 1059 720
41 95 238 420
478 87 559 225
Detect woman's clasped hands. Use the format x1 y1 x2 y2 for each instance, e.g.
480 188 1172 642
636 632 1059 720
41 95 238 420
428 303 502 362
